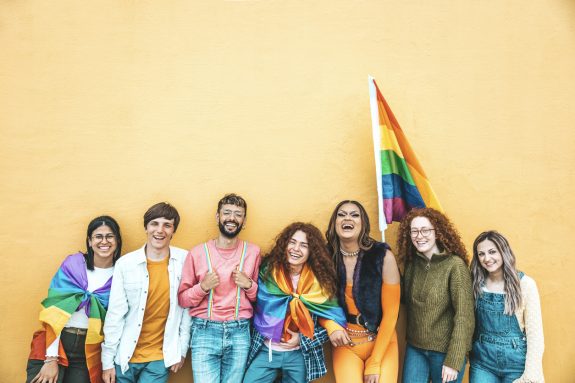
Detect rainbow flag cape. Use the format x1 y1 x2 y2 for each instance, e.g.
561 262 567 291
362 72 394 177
368 76 443 234
253 264 346 342
28 253 112 383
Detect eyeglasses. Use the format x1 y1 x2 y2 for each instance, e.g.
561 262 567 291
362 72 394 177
220 210 245 219
91 234 116 242
410 228 435 238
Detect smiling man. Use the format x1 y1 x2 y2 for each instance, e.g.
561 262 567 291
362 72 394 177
101 202 191 383
178 193 261 383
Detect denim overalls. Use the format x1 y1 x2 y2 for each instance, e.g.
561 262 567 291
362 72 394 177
470 272 526 383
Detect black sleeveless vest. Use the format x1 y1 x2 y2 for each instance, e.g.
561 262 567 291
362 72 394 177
336 241 390 332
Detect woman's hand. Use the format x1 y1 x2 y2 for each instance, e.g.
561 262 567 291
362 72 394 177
329 329 351 347
31 360 59 383
364 374 379 383
441 365 458 382
279 328 300 349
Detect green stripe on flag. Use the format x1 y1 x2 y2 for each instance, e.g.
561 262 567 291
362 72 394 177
380 149 416 185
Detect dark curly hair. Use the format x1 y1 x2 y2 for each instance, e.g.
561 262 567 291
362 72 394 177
396 207 468 267
263 222 337 298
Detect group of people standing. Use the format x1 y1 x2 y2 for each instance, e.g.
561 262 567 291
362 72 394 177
26 194 544 383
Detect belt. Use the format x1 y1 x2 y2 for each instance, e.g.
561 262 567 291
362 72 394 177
62 327 88 335
346 313 368 328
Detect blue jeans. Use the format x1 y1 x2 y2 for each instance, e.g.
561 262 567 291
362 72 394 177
190 317 251 383
470 360 522 383
243 346 306 383
469 287 526 383
26 331 89 383
114 360 168 383
402 344 466 383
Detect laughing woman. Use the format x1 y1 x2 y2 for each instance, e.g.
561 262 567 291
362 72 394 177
325 200 401 383
26 216 122 383
397 208 474 383
243 222 347 383
470 231 544 383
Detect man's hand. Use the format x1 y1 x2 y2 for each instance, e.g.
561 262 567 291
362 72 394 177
200 272 220 292
102 368 116 383
170 357 186 373
232 266 252 289
328 330 351 347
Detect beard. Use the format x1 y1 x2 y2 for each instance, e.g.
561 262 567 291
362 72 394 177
218 220 243 239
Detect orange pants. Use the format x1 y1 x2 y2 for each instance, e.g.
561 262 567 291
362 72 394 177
332 330 399 383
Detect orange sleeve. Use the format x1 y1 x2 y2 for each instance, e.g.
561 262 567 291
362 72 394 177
364 283 400 376
318 318 345 336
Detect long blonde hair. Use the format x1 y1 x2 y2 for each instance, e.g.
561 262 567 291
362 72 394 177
471 231 522 315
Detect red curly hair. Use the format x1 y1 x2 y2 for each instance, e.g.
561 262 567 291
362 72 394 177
396 208 468 267
262 222 337 298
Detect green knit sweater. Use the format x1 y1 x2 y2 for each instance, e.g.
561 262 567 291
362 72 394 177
403 252 475 369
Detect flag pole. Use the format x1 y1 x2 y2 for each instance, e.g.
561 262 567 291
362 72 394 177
368 75 387 242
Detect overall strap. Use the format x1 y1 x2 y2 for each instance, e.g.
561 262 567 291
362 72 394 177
234 241 248 319
203 242 214 319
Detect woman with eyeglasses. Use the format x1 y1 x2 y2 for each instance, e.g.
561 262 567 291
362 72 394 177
26 216 122 383
469 231 544 383
325 200 401 383
397 208 474 383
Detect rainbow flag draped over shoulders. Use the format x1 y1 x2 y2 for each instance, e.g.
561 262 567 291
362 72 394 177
253 264 346 342
368 76 443 231
29 252 112 383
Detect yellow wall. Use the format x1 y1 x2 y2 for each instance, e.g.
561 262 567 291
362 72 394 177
1 1 574 381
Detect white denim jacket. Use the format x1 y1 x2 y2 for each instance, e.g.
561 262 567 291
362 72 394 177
101 245 191 373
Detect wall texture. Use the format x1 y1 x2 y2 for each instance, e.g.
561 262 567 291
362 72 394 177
1 1 574 381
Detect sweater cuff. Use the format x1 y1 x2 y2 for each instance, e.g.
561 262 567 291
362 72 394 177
243 278 258 300
318 319 344 336
364 359 380 376
443 351 466 371
191 283 209 299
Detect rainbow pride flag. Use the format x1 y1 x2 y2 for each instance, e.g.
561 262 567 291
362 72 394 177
28 253 111 383
368 76 443 234
253 264 346 342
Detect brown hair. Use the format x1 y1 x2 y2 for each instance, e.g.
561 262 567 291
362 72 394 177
143 202 180 232
396 207 468 267
217 193 247 216
471 231 522 315
263 222 337 298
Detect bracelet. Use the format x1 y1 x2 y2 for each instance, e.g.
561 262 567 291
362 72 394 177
44 357 58 364
243 278 253 290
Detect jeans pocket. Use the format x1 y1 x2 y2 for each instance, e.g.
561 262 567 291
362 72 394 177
506 346 526 369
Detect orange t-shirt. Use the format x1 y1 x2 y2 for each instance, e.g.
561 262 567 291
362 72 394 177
345 283 360 316
130 256 170 363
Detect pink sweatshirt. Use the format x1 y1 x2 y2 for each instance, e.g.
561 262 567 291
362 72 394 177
178 239 261 321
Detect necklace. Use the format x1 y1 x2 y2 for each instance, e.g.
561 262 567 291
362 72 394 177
340 248 360 257
212 239 241 261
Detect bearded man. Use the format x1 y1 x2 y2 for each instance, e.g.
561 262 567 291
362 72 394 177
178 193 261 383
